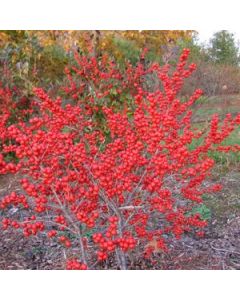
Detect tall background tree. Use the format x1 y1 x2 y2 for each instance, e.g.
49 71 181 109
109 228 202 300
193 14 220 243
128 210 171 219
208 30 240 65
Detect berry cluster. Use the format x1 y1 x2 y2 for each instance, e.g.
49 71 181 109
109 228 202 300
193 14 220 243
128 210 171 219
66 259 88 270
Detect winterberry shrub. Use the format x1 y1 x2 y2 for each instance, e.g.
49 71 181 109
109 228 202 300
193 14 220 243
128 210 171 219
0 83 32 122
63 51 147 128
0 49 240 269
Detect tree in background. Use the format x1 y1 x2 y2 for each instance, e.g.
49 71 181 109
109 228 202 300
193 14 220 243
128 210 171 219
3 30 240 98
178 31 240 96
1 30 194 71
208 30 240 66
0 31 70 93
177 32 208 62
0 30 194 99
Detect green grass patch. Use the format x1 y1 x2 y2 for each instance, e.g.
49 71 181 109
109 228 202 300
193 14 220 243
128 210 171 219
186 203 212 220
188 124 240 167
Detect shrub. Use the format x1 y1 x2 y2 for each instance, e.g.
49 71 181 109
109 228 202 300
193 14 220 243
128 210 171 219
181 61 240 96
0 31 70 94
0 82 33 123
0 49 240 270
62 51 146 132
37 44 69 85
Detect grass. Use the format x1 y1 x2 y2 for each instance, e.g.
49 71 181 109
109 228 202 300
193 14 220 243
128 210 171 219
188 126 240 167
192 94 239 121
189 94 240 170
188 94 240 224
194 106 239 119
